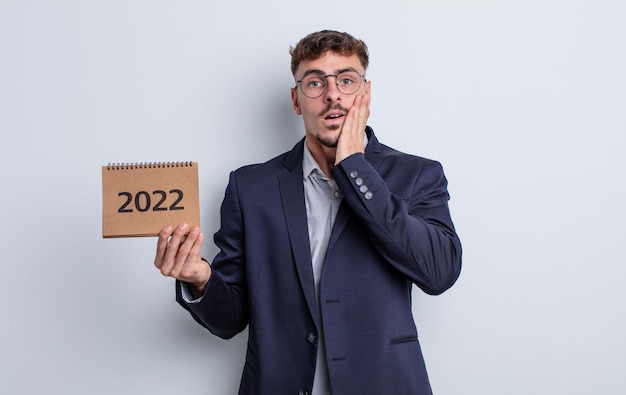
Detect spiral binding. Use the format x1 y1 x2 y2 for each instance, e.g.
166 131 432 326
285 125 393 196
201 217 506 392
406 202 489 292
106 162 195 170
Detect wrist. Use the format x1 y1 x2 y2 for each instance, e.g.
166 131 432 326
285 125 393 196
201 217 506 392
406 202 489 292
189 279 208 300
189 262 211 299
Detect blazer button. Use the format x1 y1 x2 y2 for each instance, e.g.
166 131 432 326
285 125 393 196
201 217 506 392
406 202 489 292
349 171 358 178
355 177 364 186
307 333 316 344
299 391 310 395
364 191 373 200
359 185 368 193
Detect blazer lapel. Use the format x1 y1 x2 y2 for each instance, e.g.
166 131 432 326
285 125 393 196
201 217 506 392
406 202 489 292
326 201 350 254
279 139 319 329
363 126 384 169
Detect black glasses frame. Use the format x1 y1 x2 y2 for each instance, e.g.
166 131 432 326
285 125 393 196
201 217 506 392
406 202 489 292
296 72 366 98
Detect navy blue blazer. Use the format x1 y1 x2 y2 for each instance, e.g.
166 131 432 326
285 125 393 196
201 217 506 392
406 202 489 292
177 127 462 394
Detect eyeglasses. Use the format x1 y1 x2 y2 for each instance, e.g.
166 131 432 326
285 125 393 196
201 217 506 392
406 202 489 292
296 70 366 98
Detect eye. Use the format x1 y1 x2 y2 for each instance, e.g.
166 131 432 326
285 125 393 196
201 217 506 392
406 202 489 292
337 73 357 86
303 76 325 89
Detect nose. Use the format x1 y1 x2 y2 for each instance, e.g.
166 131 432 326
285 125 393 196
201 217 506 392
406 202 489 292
324 76 342 102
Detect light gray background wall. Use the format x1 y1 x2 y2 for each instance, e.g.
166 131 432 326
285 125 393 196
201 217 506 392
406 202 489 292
1 0 624 394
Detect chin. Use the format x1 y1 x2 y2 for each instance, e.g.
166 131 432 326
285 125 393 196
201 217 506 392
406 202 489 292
317 128 340 148
318 137 338 148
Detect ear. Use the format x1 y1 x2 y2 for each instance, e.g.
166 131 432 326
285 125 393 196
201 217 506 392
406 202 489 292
291 87 302 115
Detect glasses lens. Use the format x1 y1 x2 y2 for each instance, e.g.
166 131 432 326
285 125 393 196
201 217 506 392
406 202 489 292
300 75 326 98
336 71 362 95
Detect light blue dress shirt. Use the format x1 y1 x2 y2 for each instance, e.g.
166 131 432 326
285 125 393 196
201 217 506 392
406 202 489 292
302 142 343 395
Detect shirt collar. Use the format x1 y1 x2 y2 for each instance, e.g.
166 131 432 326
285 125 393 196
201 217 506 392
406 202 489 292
302 140 321 180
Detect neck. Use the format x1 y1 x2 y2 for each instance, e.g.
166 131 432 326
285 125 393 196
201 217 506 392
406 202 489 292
305 136 336 178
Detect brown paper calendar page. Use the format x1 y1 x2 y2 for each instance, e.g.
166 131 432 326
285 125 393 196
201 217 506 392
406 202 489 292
102 162 200 238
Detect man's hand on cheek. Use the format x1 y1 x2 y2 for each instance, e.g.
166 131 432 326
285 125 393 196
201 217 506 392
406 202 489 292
335 92 370 165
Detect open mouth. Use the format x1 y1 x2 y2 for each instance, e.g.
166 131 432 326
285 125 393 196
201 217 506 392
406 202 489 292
325 113 345 120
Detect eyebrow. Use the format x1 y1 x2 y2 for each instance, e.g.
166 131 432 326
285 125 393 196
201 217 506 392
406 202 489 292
299 67 362 80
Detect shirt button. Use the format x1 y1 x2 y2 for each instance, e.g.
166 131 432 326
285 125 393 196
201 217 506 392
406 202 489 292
355 177 364 186
307 333 316 344
365 191 373 200
349 171 358 178
334 191 341 198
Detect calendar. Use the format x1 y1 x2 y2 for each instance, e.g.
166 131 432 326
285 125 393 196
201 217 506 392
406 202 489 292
102 162 200 238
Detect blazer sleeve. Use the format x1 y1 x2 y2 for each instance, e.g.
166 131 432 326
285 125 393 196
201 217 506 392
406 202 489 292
176 171 248 339
331 152 462 295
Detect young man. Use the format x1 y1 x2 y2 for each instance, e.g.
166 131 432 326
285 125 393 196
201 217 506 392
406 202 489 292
154 30 462 395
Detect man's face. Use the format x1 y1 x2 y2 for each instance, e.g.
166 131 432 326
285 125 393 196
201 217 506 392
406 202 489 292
291 52 370 148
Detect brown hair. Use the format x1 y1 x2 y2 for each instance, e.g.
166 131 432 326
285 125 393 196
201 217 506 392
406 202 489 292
289 30 369 76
